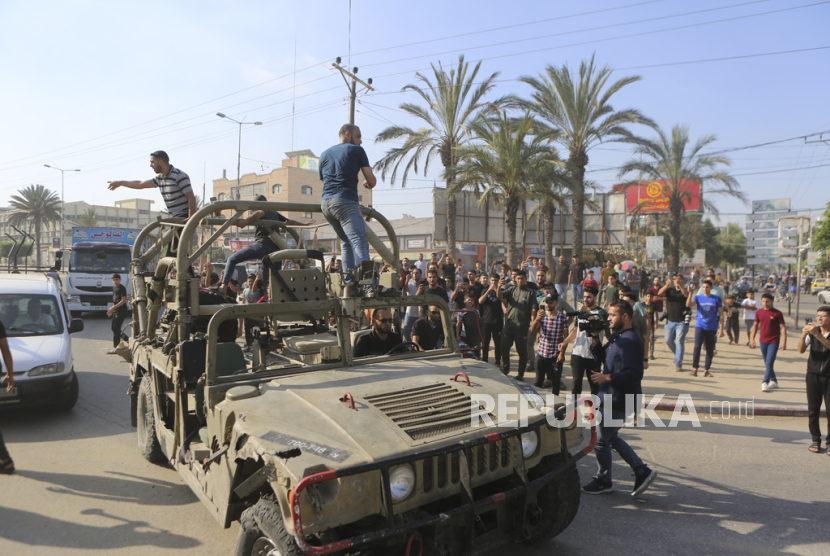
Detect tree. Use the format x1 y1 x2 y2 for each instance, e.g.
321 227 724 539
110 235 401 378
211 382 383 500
718 222 746 269
618 125 745 272
72 207 98 228
812 202 830 253
520 54 654 258
450 111 562 267
9 184 62 268
526 163 572 276
375 55 505 257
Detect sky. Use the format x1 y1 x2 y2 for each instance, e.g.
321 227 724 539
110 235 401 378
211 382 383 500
1 0 829 231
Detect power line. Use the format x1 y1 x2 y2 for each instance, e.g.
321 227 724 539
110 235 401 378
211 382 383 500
614 45 830 71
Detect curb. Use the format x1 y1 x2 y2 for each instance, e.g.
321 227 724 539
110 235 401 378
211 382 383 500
653 401 826 418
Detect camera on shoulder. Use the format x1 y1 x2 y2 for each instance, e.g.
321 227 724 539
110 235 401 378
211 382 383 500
566 310 611 333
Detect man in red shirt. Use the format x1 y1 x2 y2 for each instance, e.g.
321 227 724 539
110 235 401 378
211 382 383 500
750 293 787 392
582 269 599 291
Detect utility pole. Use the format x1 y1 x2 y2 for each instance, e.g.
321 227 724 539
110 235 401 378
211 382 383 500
332 57 374 124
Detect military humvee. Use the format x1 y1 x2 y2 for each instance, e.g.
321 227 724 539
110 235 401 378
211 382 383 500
126 200 594 555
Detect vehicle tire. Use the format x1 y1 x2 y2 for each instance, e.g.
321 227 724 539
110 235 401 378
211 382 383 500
137 376 166 463
70 311 83 319
521 453 581 544
56 372 79 411
234 496 305 556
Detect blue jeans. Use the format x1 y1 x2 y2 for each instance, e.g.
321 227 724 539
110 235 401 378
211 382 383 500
555 284 568 298
571 283 583 308
223 241 281 287
759 342 779 383
664 320 689 367
321 198 370 276
595 406 647 486
402 313 419 342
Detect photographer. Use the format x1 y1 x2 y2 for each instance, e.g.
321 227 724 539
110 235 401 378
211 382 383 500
558 285 606 396
582 301 657 497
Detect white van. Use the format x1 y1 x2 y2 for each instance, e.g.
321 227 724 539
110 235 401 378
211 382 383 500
0 273 84 410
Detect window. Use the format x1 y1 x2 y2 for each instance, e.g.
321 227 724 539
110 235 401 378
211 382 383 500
301 185 313 195
272 184 282 195
218 193 226 201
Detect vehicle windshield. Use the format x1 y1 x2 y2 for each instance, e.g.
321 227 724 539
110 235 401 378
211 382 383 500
0 294 64 337
69 250 131 273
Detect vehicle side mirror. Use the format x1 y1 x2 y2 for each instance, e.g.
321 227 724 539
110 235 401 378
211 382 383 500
69 319 84 334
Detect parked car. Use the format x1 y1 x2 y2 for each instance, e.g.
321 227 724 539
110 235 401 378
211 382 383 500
818 289 830 305
0 273 84 410
811 278 828 295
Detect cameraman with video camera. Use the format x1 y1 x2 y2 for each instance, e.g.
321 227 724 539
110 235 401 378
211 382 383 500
581 300 658 497
558 285 607 396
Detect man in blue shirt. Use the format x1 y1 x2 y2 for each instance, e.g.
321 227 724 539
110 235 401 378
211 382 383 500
582 300 657 497
319 125 377 288
687 279 724 377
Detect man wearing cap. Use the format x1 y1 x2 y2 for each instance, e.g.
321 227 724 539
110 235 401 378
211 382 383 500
106 273 129 354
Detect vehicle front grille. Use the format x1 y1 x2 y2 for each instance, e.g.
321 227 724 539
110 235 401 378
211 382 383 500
74 285 111 293
365 383 493 441
420 440 512 493
79 295 111 304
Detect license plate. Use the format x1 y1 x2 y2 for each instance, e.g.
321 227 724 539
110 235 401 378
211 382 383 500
0 387 17 398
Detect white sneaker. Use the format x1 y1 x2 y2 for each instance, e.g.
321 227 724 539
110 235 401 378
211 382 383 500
761 382 769 392
768 381 778 390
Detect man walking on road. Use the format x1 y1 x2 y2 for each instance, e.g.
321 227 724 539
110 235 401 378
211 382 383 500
659 273 691 372
582 301 657 497
798 306 830 454
750 293 787 392
553 255 569 299
106 273 129 355
568 253 587 309
497 270 538 380
0 318 15 474
559 285 606 396
319 124 377 288
687 279 724 377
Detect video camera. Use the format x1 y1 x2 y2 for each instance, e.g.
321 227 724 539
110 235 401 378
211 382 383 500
566 310 610 333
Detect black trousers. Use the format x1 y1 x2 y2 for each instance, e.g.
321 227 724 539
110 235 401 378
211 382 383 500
692 328 717 370
571 355 600 396
0 429 9 461
112 311 127 348
806 373 830 443
501 321 528 377
481 321 503 366
725 317 740 343
535 355 564 395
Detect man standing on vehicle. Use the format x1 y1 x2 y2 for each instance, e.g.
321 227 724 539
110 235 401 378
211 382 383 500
319 124 377 290
798 306 830 454
108 151 196 256
219 195 314 296
582 301 657 497
106 273 129 354
497 270 538 380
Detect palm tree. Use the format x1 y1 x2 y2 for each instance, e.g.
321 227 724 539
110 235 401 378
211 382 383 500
375 55 505 257
526 164 573 276
520 54 654 258
617 124 745 272
72 207 98 228
9 184 62 268
451 111 562 267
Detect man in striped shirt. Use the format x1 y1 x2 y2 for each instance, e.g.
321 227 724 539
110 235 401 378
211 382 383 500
108 151 196 255
109 150 196 219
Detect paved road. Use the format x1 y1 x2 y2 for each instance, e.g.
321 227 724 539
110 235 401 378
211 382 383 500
1 313 829 555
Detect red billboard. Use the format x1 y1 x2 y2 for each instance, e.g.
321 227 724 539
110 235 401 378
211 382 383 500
613 179 701 214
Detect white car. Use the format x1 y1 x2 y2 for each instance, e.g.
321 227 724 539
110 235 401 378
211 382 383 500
0 273 84 410
818 289 830 305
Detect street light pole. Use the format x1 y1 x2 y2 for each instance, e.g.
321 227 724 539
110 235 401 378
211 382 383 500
216 113 262 241
44 164 81 251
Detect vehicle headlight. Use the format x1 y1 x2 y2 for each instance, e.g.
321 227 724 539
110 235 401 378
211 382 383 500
520 431 539 458
28 362 66 377
68 296 80 303
389 464 416 502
